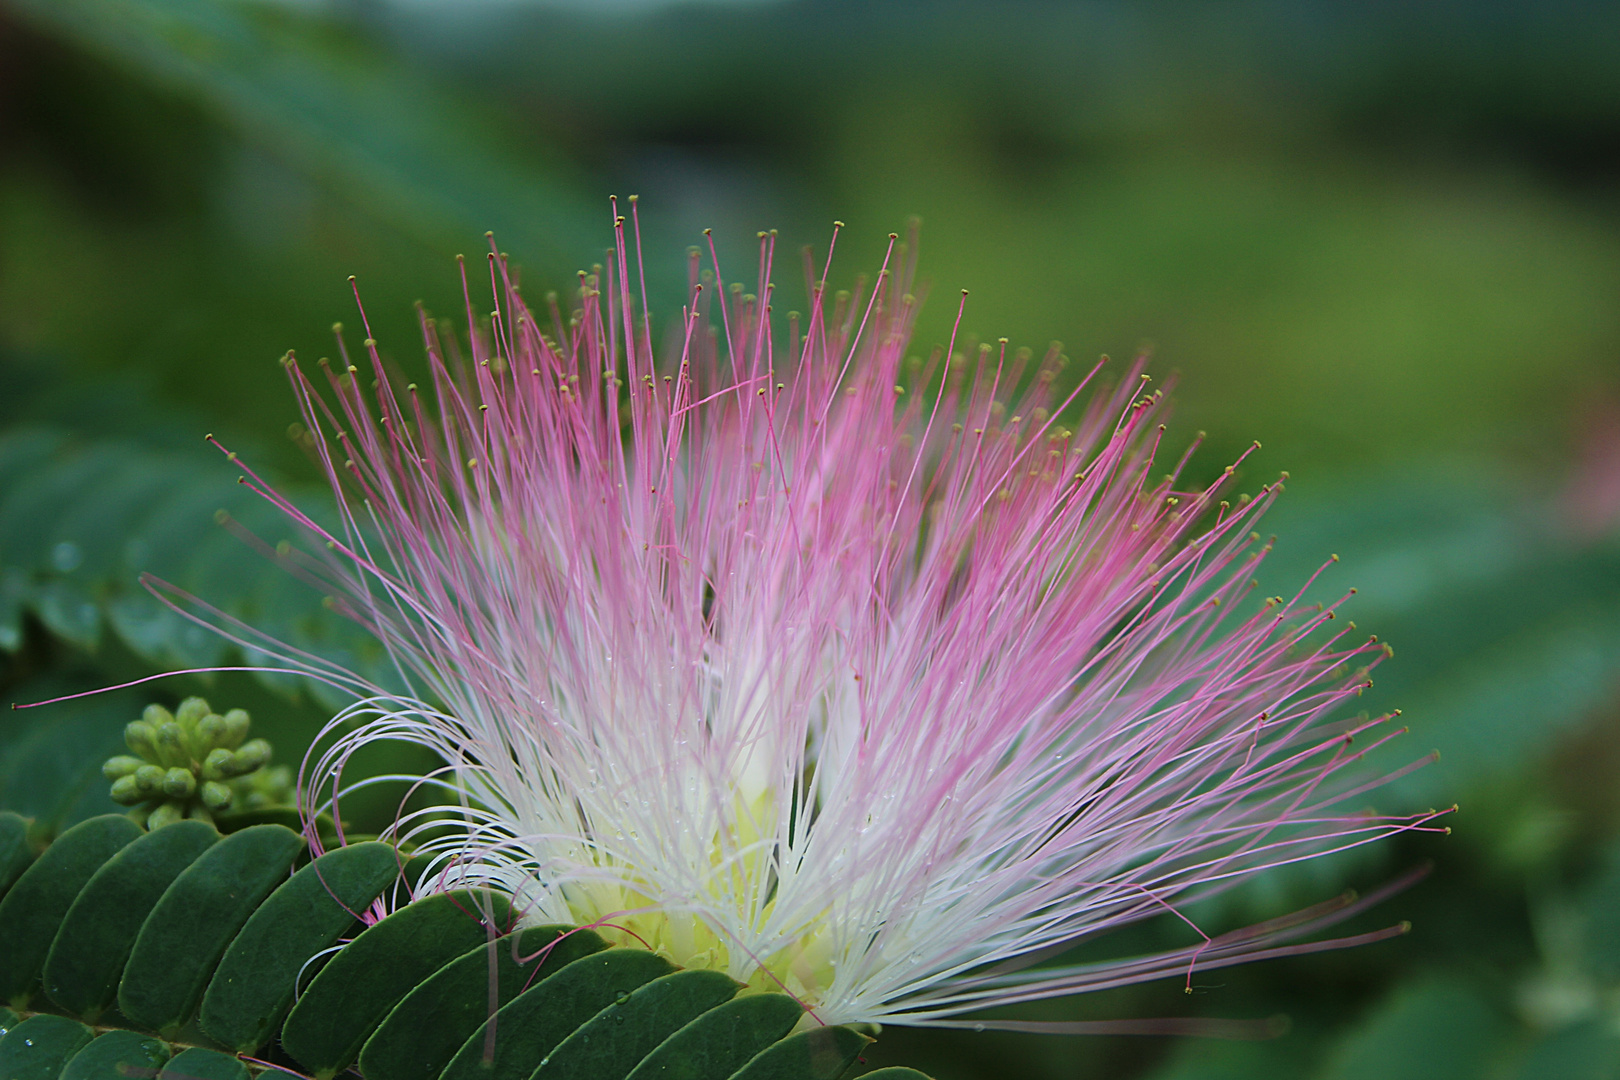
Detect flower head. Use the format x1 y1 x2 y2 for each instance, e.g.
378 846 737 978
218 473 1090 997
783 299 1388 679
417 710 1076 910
235 208 1445 1029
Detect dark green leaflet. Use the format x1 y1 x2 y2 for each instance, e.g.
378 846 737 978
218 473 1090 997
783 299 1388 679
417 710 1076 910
359 924 609 1080
0 1013 93 1080
439 948 678 1080
118 824 306 1036
0 820 930 1080
201 839 401 1053
0 812 39 894
159 1046 253 1080
43 818 219 1021
0 814 142 1007
727 1024 873 1080
624 992 806 1080
59 1028 170 1080
534 968 742 1080
280 889 517 1079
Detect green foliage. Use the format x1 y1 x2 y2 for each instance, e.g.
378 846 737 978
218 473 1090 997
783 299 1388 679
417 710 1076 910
358 924 609 1080
0 1013 93 1080
161 1046 252 1080
0 814 924 1079
1313 979 1505 1080
2 0 598 270
0 424 390 708
202 839 401 1054
438 947 676 1080
0 813 142 1008
60 1028 169 1080
43 818 219 1021
282 888 520 1076
1259 470 1620 804
117 824 308 1036
0 811 42 894
728 1026 874 1080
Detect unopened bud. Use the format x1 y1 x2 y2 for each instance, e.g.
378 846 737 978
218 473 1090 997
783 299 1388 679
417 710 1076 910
110 775 144 805
201 747 234 781
155 722 185 767
220 709 250 749
161 767 197 799
201 781 234 812
195 713 226 748
125 721 157 759
175 697 211 726
133 764 165 795
103 755 144 780
232 739 271 775
142 704 175 728
147 802 183 830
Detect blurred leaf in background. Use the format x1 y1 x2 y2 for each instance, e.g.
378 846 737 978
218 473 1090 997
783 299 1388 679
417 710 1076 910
3 1 1620 1078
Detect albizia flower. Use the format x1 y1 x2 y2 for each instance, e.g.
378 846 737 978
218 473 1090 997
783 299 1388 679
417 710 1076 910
226 207 1447 1031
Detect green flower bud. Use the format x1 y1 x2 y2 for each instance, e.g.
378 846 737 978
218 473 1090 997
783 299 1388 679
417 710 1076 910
175 696 211 726
230 739 272 776
133 764 165 795
125 720 157 760
147 802 183 830
102 755 144 780
161 767 197 799
109 775 145 806
201 780 234 813
233 764 294 810
141 703 175 728
195 713 227 748
201 747 235 781
155 722 185 767
220 708 251 749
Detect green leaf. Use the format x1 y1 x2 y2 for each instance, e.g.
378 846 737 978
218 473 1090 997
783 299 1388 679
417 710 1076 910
60 1028 171 1080
117 823 305 1036
1512 1020 1620 1080
5 0 596 270
0 813 142 1008
1258 473 1620 806
0 817 923 1079
0 680 132 833
1313 977 1505 1080
212 806 340 843
0 812 41 895
0 429 69 495
358 924 608 1080
42 819 219 1022
157 1046 251 1080
439 947 678 1080
534 968 741 1080
0 426 398 708
1581 844 1620 984
0 1014 94 1080
280 888 516 1079
201 839 400 1053
624 993 805 1080
726 1024 873 1080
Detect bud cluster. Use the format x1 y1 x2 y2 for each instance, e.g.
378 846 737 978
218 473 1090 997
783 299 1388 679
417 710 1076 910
103 697 273 828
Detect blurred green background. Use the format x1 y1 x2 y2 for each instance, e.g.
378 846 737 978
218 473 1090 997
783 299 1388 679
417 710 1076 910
2 1 1619 1077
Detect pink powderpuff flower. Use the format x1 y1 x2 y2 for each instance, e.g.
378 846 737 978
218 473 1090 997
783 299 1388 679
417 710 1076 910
227 205 1449 1032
